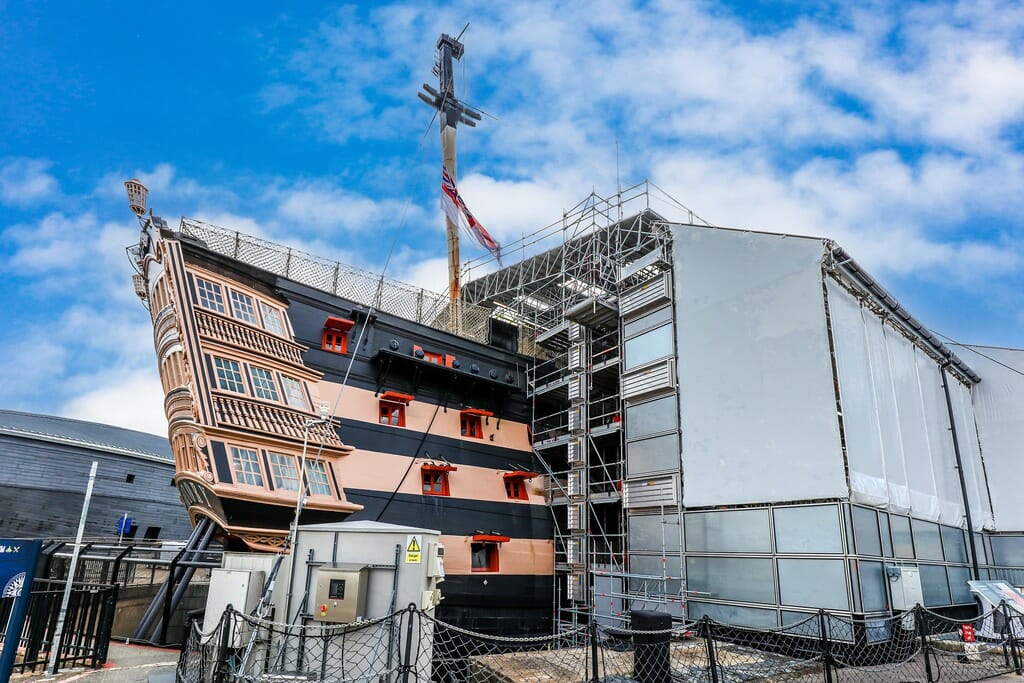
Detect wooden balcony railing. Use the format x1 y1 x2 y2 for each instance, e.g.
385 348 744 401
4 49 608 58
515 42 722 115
195 310 306 367
212 395 343 448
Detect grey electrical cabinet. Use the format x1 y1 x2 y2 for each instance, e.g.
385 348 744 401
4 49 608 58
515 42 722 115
888 565 924 611
312 564 369 623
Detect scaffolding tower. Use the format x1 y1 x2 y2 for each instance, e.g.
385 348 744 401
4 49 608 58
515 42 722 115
462 181 687 631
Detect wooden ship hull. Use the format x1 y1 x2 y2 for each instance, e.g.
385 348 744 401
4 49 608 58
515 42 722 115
129 212 553 634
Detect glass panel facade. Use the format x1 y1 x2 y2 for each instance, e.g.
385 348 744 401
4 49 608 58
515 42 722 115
891 515 914 558
628 554 682 596
912 520 944 561
686 557 775 604
773 505 843 554
626 433 679 476
859 561 888 612
688 601 778 629
625 395 677 440
623 306 673 339
919 564 951 606
778 559 849 610
623 324 674 370
990 536 1024 566
947 566 973 604
941 526 968 564
853 507 882 557
685 509 771 553
628 515 681 553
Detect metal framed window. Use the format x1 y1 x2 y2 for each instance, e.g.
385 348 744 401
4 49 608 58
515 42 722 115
214 357 245 393
195 277 225 313
249 367 279 401
281 376 308 410
230 446 264 487
304 460 333 496
260 302 286 336
268 452 299 491
230 290 258 325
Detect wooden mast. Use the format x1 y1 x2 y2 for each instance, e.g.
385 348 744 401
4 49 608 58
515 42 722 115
419 31 480 333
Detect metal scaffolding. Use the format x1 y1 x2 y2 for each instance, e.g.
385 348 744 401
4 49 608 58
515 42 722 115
462 181 689 631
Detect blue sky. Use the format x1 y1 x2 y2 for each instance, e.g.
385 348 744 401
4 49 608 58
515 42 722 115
1 1 1023 435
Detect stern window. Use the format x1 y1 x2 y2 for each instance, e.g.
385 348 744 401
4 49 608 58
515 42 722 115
230 446 264 487
195 277 225 314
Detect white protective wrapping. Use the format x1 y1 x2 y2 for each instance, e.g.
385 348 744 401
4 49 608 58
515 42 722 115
826 280 976 526
949 378 995 530
956 346 1024 531
675 228 847 507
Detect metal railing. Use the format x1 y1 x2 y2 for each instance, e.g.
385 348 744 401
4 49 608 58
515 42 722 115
0 578 118 675
176 602 1024 683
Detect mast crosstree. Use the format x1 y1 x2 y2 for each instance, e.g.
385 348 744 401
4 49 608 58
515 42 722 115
419 30 482 332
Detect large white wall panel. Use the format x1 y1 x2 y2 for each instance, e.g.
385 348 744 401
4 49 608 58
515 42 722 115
674 228 846 507
956 346 1024 531
949 379 994 530
826 280 888 507
886 326 941 521
916 354 964 526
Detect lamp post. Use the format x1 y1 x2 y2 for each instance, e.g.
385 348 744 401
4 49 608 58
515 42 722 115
283 403 331 623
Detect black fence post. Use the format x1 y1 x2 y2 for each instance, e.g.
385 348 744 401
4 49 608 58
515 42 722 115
1003 601 1022 675
590 619 600 683
818 610 833 683
400 603 417 683
94 585 117 667
213 605 233 683
702 616 719 683
916 605 935 683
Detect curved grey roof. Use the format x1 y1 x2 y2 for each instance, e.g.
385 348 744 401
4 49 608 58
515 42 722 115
0 409 172 463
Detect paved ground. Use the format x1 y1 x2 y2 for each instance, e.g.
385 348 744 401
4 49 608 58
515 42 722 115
11 642 178 683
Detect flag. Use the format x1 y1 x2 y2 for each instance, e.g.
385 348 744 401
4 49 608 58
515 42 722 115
441 167 501 263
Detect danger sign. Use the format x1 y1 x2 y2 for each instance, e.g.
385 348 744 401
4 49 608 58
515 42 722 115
405 535 422 564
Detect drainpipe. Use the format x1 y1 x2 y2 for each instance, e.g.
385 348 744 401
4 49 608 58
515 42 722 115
940 362 981 580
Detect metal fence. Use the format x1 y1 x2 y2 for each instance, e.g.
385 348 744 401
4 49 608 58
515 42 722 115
0 578 117 675
179 218 500 347
176 602 1024 682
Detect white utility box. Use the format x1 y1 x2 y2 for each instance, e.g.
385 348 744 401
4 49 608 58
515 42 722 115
312 564 369 623
203 568 265 645
888 565 923 611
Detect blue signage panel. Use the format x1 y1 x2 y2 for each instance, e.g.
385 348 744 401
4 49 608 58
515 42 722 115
116 515 132 535
0 538 42 683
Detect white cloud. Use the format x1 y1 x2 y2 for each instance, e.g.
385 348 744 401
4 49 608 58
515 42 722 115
0 157 59 206
61 368 168 436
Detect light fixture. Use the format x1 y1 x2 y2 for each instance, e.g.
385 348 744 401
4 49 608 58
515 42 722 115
124 179 149 218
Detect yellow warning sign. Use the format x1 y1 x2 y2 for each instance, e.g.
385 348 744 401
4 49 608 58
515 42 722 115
405 534 422 564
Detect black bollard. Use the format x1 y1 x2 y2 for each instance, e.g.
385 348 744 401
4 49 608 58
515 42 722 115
631 610 672 683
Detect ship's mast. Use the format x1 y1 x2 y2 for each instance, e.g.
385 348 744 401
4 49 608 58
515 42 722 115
419 30 480 333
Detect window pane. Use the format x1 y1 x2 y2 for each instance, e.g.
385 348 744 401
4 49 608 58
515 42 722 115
230 446 263 487
268 452 299 491
686 557 775 604
990 536 1024 566
281 376 309 410
195 277 225 313
623 306 673 339
230 290 258 324
853 507 882 556
214 357 245 393
304 461 332 496
859 561 888 612
625 395 677 440
688 602 778 629
626 434 679 476
941 526 968 564
973 534 987 565
628 554 683 597
891 515 914 558
628 515 681 554
919 564 951 606
260 302 286 336
774 505 843 554
879 513 893 558
912 519 943 561
623 324 674 370
948 566 973 604
778 559 849 610
249 367 279 401
685 509 771 553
